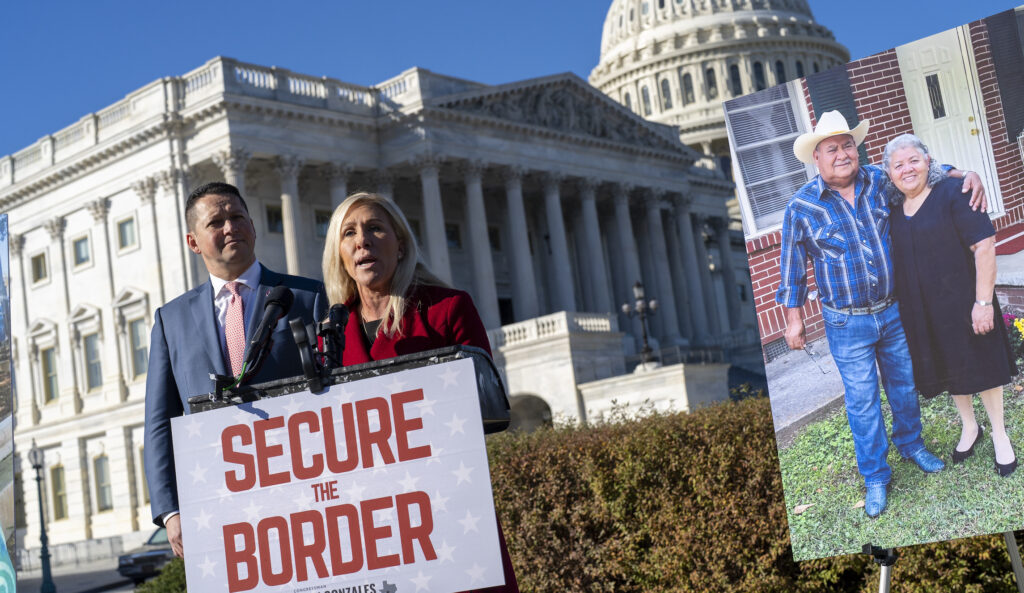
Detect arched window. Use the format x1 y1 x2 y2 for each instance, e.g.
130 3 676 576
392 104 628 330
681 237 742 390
624 91 632 112
774 60 786 84
753 62 766 91
795 61 805 78
661 78 673 109
641 86 653 115
658 0 665 8
682 73 695 105
729 64 742 96
706 68 718 99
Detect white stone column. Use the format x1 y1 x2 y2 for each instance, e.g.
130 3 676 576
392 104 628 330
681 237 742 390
275 155 305 276
10 234 40 425
326 163 353 210
461 161 500 329
673 195 711 343
692 212 721 336
663 208 693 341
44 216 82 413
643 190 683 345
416 156 452 284
86 198 127 399
373 170 394 201
542 173 576 313
157 169 189 296
579 179 611 314
131 177 166 304
612 183 644 341
213 147 251 194
714 216 741 333
501 167 538 320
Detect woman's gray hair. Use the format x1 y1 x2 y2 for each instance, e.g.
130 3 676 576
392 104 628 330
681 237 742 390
321 192 447 338
881 133 946 205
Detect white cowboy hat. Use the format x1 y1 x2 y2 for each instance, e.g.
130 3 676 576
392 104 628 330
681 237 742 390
792 110 870 164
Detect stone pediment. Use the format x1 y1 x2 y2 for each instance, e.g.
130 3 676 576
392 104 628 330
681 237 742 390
431 74 694 157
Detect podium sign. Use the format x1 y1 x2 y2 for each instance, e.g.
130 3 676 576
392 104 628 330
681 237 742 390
172 357 505 593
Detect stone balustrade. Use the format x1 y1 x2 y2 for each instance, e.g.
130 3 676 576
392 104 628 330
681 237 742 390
488 311 618 348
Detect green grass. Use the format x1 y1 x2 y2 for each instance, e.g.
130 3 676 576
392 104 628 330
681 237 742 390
780 385 1024 560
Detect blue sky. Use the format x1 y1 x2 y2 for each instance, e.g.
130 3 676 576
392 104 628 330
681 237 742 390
0 1 1018 157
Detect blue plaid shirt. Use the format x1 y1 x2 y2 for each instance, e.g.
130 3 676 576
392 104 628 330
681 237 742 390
776 165 893 310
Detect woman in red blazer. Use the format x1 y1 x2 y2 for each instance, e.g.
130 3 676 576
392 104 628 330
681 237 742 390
321 191 518 593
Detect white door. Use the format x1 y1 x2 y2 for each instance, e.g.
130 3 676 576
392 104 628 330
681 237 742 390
896 26 1002 213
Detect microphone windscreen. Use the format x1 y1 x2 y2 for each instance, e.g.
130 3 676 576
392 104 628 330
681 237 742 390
265 286 295 314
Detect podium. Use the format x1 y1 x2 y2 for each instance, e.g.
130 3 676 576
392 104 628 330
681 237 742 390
173 345 512 593
188 345 511 432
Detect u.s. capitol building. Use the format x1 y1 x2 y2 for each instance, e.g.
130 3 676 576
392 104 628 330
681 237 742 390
3 0 846 566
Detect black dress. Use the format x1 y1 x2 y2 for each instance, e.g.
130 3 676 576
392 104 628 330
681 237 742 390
891 176 1017 398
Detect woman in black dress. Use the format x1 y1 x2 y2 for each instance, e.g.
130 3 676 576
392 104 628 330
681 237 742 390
884 133 1017 477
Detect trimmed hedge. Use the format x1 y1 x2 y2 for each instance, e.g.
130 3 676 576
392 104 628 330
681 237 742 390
141 397 1021 592
487 397 1022 593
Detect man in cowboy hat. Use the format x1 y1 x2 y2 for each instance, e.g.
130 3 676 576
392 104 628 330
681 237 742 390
776 110 985 518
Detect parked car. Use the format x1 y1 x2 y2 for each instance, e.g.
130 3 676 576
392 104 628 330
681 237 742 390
117 527 174 584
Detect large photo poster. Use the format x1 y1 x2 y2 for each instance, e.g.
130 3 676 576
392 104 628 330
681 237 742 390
172 357 506 593
725 7 1024 560
0 215 14 588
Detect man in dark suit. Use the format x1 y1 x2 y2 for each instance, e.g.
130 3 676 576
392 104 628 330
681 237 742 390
144 182 326 557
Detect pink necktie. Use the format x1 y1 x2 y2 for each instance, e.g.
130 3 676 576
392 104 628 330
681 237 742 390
225 281 245 376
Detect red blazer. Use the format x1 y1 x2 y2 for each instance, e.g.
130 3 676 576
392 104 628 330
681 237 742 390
342 284 492 365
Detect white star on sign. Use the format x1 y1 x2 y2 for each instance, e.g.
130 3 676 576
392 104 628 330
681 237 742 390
426 446 444 465
458 510 480 533
333 385 355 403
243 500 263 522
282 398 305 416
386 377 407 393
184 416 203 438
445 413 466 436
190 462 208 484
410 570 432 592
194 507 213 531
415 395 436 416
199 555 217 577
344 481 367 503
232 408 253 425
452 461 473 485
466 563 487 584
398 472 420 491
437 540 456 563
438 365 460 387
296 486 314 508
216 485 232 504
432 490 450 513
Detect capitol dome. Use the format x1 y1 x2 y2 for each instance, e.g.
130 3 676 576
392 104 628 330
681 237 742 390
590 0 849 157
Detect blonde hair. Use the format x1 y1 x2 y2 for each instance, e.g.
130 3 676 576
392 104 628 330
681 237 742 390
322 192 447 337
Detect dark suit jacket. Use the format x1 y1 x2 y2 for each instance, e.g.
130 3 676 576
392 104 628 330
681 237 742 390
341 284 492 365
143 265 326 525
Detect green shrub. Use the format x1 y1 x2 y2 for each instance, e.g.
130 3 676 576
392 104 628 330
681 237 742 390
136 557 185 593
488 398 1022 593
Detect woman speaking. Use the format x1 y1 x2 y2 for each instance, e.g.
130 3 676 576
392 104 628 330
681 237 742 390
321 191 519 592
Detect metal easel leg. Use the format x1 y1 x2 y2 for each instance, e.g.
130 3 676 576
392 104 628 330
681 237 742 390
1004 531 1024 593
864 544 898 593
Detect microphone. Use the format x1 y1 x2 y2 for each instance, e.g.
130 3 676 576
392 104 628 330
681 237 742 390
240 286 294 379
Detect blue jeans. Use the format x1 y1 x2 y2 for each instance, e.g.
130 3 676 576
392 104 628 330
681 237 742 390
822 301 925 486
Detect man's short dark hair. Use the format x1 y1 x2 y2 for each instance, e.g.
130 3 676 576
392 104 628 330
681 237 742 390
185 182 250 231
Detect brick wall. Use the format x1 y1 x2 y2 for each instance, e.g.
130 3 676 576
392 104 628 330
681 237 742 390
745 231 825 351
971 21 1024 231
847 50 915 164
